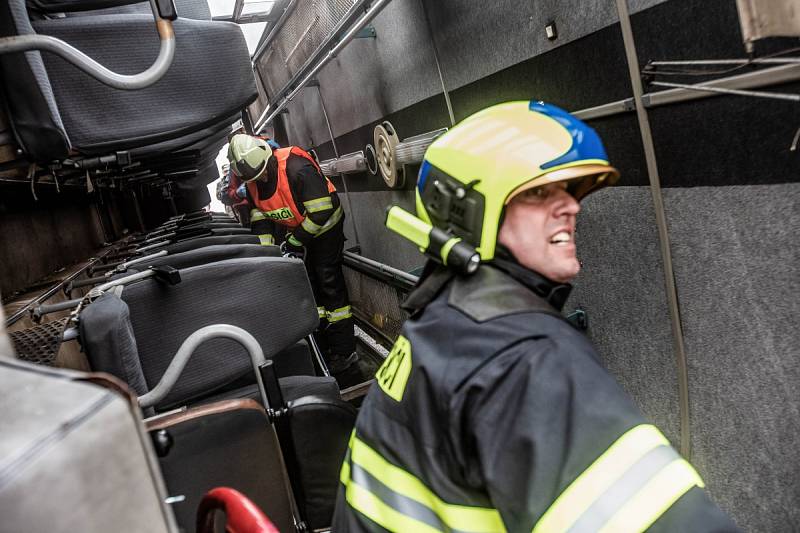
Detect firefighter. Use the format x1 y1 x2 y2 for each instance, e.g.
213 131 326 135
227 134 358 378
333 102 738 531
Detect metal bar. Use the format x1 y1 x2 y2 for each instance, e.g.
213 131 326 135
32 298 82 319
316 84 362 248
616 0 692 459
306 334 330 376
650 58 800 66
419 0 455 126
232 0 245 23
343 251 418 291
0 5 175 91
574 63 800 121
138 325 268 409
650 81 800 102
257 0 394 130
5 244 123 327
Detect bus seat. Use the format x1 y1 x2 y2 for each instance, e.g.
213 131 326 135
0 358 175 532
0 0 256 161
146 399 298 533
80 257 325 411
158 235 263 255
288 395 357 529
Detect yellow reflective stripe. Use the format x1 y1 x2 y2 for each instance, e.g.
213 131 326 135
302 206 343 237
346 477 443 533
440 237 462 265
349 436 505 532
533 425 689 533
303 196 334 213
599 459 704 533
301 216 323 234
327 305 352 323
318 306 327 319
258 234 274 246
250 209 267 222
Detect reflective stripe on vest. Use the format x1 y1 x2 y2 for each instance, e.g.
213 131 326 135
533 424 704 533
247 147 336 229
341 433 506 533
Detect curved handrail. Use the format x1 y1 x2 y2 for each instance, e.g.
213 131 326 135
0 8 175 90
138 324 269 409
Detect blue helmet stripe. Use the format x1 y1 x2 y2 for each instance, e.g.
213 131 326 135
418 160 432 193
529 101 609 169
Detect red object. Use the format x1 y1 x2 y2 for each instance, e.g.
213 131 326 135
196 487 281 533
247 146 336 229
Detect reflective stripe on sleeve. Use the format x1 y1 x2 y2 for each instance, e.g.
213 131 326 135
257 234 274 246
533 424 703 533
318 306 327 319
327 305 352 323
342 434 506 533
250 209 267 222
303 196 334 213
301 206 343 237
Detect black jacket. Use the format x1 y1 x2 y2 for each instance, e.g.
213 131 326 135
333 261 738 532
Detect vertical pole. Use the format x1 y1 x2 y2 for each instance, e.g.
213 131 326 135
130 186 147 233
615 0 692 458
316 84 361 248
242 108 255 136
420 0 456 126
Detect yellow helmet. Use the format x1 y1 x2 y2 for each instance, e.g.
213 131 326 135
228 134 273 182
415 101 619 261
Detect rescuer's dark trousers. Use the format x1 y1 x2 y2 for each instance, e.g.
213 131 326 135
305 219 355 360
233 204 251 227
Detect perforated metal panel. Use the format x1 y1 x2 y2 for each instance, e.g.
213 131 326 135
343 268 408 342
255 0 357 103
9 318 69 366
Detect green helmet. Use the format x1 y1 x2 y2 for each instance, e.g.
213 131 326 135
415 101 619 261
228 134 273 182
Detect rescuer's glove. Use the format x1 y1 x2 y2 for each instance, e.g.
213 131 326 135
281 234 305 257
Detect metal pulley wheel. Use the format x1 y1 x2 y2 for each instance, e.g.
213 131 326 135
374 121 403 188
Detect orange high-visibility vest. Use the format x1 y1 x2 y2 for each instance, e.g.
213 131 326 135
247 147 336 229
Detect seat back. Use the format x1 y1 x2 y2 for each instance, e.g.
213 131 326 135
158 235 261 255
147 399 297 533
288 395 357 530
1 0 255 161
120 257 318 410
0 358 176 532
130 244 281 272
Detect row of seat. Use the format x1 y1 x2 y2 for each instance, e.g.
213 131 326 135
58 211 358 530
1 0 256 204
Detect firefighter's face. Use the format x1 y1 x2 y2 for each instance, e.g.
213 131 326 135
498 182 581 283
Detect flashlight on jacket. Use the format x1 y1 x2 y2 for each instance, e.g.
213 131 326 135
385 206 480 275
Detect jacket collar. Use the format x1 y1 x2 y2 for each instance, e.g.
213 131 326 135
490 246 572 311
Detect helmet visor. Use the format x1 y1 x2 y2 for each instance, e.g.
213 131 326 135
505 164 620 204
232 158 268 183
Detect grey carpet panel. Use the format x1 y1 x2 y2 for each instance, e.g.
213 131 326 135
120 257 319 409
663 184 800 532
32 14 255 152
567 186 681 446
